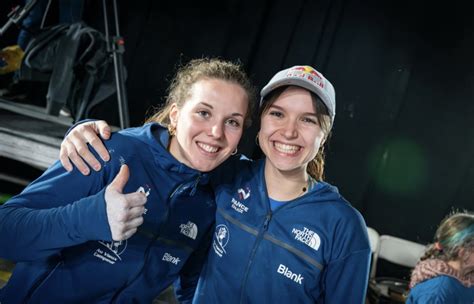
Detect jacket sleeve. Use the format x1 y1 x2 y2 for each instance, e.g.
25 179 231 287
0 160 113 262
322 248 371 304
173 226 213 303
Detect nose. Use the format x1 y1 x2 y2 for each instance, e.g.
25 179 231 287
282 119 298 139
210 122 224 139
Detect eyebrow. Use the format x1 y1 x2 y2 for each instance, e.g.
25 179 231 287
268 104 317 117
200 102 244 117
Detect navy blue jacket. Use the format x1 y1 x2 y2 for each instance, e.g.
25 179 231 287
194 157 370 304
0 123 215 303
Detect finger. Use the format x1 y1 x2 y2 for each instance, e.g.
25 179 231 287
95 120 112 140
123 227 138 240
112 229 130 241
59 143 73 172
127 206 146 219
84 130 110 163
63 140 90 175
69 132 102 171
109 165 129 193
123 192 147 208
126 216 144 230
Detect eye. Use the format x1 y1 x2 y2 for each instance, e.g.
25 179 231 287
197 110 210 118
268 111 283 118
226 119 241 128
301 116 318 125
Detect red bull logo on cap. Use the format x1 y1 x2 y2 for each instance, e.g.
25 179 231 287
286 66 324 88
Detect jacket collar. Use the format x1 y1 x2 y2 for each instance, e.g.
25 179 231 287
256 158 341 203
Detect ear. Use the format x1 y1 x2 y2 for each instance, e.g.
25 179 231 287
169 103 179 128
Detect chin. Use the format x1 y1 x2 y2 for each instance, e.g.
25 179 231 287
270 159 302 171
192 161 220 173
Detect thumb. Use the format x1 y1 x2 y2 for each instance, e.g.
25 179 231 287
109 165 129 193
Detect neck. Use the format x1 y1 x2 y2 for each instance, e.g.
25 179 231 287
168 136 188 165
264 160 309 201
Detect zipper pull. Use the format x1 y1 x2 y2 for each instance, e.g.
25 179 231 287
263 213 272 231
190 174 201 196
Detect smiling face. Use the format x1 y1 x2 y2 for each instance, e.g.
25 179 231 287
259 86 326 176
168 78 248 172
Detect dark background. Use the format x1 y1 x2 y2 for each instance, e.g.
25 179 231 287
1 0 473 266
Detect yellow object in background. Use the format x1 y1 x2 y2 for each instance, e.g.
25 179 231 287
0 258 14 288
0 45 24 75
0 270 12 283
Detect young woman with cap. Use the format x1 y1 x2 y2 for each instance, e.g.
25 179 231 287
406 211 474 303
55 65 371 303
0 58 256 303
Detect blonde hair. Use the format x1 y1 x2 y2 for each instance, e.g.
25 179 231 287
420 210 474 261
259 86 332 181
145 58 256 128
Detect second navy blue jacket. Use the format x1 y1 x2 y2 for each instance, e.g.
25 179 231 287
194 157 371 304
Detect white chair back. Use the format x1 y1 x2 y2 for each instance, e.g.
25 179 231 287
367 227 380 279
378 235 426 268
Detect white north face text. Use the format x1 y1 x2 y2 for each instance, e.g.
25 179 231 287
292 227 321 251
179 221 198 240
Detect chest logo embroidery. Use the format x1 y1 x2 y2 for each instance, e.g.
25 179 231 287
231 186 251 214
94 240 128 265
292 227 321 251
180 221 198 240
237 187 251 200
213 224 230 257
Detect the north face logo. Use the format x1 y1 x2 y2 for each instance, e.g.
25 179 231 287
180 221 198 240
292 227 321 251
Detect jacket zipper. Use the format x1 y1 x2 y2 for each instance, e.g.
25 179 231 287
239 212 272 304
111 177 194 302
238 171 272 304
217 208 323 270
190 174 201 196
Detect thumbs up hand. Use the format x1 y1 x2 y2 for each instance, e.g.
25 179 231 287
104 165 147 241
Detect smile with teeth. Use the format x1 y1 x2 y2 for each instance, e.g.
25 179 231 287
274 142 301 154
197 142 220 153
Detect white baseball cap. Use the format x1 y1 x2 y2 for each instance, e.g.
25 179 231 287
260 65 336 122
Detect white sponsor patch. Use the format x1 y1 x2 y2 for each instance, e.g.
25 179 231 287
277 264 304 285
231 198 249 214
162 252 181 265
292 227 321 251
